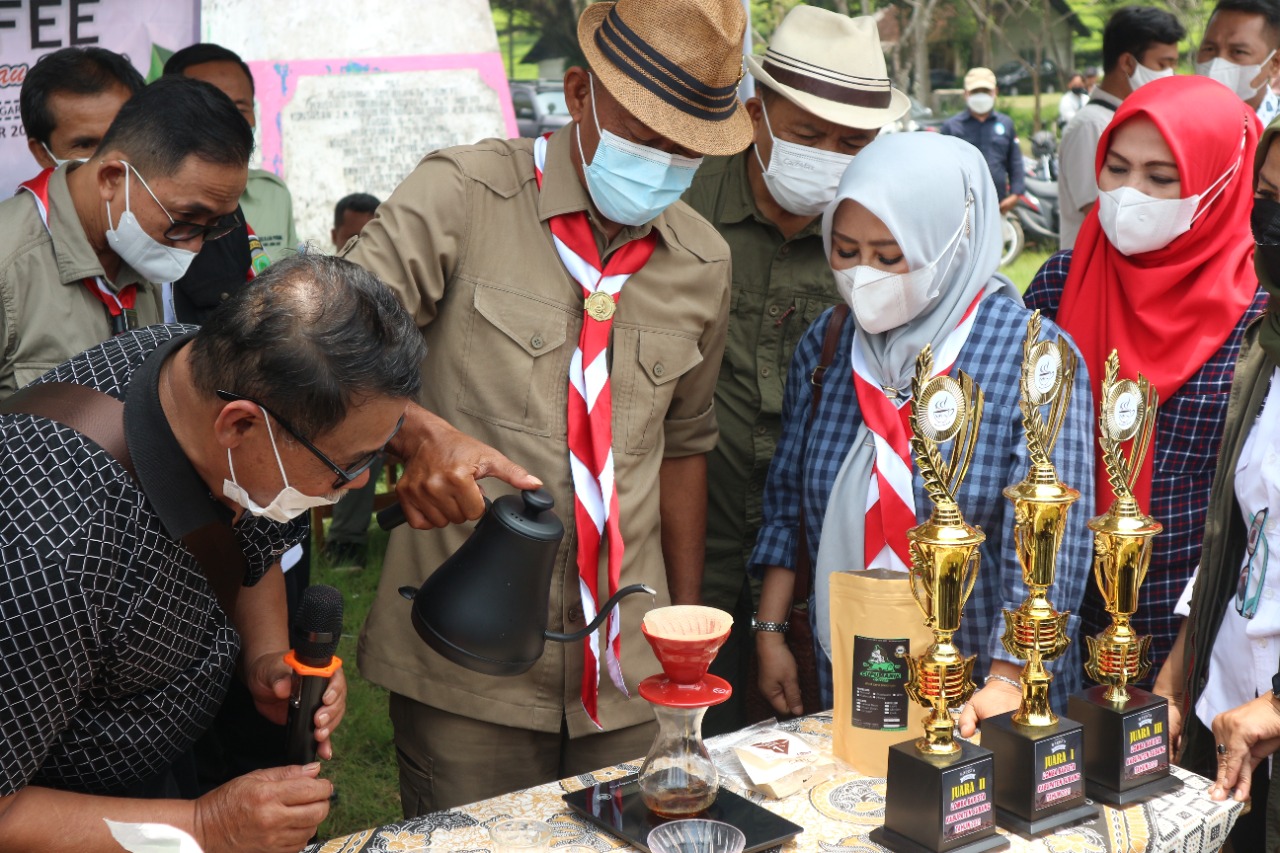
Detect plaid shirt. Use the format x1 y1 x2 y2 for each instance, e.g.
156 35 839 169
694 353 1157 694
1026 250 1269 685
751 294 1096 710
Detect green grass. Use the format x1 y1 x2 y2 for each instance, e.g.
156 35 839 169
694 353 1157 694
1004 247 1053 293
313 522 402 841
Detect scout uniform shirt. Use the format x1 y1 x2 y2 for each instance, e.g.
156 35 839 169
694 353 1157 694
347 127 731 738
240 168 299 262
0 164 162 400
682 151 836 612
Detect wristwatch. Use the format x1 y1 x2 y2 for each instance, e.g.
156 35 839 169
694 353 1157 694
751 614 790 634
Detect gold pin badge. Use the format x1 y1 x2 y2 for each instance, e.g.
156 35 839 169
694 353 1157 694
584 291 616 322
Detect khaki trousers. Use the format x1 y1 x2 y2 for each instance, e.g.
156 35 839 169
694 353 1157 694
389 692 657 816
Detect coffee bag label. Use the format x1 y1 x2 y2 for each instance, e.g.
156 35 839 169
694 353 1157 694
851 636 910 731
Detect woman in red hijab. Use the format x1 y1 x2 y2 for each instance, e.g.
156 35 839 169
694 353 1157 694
1025 74 1266 688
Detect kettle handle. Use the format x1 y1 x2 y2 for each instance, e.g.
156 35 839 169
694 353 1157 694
376 496 494 531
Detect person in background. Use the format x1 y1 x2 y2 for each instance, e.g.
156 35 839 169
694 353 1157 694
1197 0 1280 127
1058 6 1185 250
165 44 300 261
751 131 1094 727
19 46 144 173
0 77 248 400
332 192 379 251
940 67 1022 215
1058 72 1089 130
323 192 385 570
1151 115 1280 852
1027 75 1265 690
681 6 908 735
1083 65 1100 89
346 0 749 814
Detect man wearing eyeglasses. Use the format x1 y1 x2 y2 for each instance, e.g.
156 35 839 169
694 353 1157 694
0 75 249 401
0 252 427 852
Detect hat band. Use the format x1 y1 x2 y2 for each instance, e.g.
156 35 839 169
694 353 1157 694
595 6 740 122
762 57 892 110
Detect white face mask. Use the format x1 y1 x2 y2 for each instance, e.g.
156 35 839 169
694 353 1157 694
1097 155 1238 255
104 162 197 283
1196 51 1276 100
42 141 85 169
222 407 342 523
832 206 968 334
1127 60 1174 92
967 92 995 114
753 99 855 217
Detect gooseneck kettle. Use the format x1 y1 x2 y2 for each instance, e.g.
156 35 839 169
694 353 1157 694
382 489 654 676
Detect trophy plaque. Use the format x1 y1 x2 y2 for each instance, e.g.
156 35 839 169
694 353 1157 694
983 314 1099 834
869 347 1009 853
1066 351 1179 805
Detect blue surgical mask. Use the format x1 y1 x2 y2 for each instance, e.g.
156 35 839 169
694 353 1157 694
576 74 702 226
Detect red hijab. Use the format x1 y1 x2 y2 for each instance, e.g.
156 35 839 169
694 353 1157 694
1057 75 1259 513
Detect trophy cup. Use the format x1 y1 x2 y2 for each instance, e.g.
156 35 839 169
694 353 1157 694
1066 351 1179 804
983 313 1098 834
869 347 1008 853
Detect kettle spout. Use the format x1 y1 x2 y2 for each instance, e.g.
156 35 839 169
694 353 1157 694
546 583 656 643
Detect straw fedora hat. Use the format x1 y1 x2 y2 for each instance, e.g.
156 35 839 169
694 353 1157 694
745 7 909 130
578 0 753 157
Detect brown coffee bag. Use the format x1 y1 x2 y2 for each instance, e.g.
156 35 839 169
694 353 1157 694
830 569 933 777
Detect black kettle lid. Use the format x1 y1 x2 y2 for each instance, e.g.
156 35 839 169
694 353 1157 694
488 488 564 541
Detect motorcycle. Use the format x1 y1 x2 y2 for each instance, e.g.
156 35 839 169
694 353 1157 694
1000 132 1061 267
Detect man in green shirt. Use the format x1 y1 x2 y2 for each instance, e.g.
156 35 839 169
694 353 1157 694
683 7 908 731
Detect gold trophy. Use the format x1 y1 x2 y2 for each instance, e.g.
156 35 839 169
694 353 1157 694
870 346 1008 853
983 313 1097 834
1066 350 1179 804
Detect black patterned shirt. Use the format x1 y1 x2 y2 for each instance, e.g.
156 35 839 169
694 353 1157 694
0 326 305 795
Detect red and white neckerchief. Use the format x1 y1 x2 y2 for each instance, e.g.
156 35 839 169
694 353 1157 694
852 292 984 572
533 134 658 728
18 168 138 335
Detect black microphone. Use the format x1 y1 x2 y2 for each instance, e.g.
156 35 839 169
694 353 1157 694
284 584 344 766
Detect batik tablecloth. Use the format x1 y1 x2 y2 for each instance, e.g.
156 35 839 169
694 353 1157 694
308 713 1242 853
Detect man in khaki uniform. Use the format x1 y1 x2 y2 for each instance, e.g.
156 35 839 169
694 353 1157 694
0 76 250 399
165 44 300 262
682 8 908 731
348 0 751 814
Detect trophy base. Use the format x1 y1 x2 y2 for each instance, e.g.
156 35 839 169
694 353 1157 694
877 739 1007 853
983 711 1099 834
869 826 1009 853
1068 685 1179 805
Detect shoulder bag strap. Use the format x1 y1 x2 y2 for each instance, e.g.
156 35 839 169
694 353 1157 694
793 303 850 606
0 381 245 615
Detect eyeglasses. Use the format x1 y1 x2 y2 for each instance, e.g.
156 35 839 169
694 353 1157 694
125 161 243 242
216 390 405 489
1237 507 1269 619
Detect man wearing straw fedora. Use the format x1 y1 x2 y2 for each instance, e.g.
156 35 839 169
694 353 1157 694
683 7 909 732
345 0 752 813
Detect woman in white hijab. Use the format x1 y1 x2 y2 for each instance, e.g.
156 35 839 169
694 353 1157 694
750 132 1095 735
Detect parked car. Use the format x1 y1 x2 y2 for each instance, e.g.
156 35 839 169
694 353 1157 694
930 68 958 90
994 59 1059 95
879 96 945 134
511 81 570 138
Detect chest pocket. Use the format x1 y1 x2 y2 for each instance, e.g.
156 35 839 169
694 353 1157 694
459 284 571 436
13 362 59 391
615 328 704 454
1156 392 1230 476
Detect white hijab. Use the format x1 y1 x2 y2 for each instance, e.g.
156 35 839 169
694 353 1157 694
812 133 1022 659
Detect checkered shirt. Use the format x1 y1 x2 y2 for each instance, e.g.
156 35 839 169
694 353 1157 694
751 294 1096 710
0 327 305 795
1026 250 1269 685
